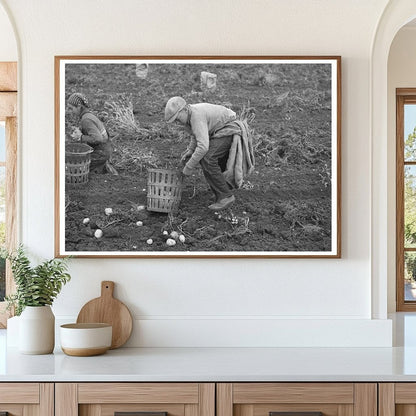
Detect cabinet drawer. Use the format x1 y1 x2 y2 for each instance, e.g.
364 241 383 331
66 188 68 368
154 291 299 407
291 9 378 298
0 383 39 403
78 383 200 403
56 383 215 416
217 383 376 416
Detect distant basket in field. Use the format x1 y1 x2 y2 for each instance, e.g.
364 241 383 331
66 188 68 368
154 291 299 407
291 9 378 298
147 168 183 213
65 143 93 187
135 63 149 79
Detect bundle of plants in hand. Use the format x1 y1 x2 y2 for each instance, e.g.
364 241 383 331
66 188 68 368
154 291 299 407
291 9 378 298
103 93 146 137
3 246 71 316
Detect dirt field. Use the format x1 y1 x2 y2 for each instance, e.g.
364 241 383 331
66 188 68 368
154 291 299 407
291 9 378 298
64 62 333 253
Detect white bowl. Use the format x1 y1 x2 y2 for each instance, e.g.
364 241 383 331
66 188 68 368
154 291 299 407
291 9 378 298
60 323 112 356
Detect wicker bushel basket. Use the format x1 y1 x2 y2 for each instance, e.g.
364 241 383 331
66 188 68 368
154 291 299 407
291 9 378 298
147 168 183 213
65 143 93 187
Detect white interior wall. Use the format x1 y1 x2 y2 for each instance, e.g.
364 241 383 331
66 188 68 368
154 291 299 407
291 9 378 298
0 3 16 61
387 26 416 312
0 0 393 347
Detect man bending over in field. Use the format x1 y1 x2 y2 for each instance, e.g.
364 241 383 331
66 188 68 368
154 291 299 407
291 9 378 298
165 97 255 211
67 92 117 175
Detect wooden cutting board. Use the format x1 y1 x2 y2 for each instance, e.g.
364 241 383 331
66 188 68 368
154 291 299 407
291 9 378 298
76 281 133 349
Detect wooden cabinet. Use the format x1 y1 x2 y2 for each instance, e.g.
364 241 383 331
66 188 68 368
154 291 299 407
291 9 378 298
55 383 215 416
0 383 53 415
217 383 377 416
0 380 410 416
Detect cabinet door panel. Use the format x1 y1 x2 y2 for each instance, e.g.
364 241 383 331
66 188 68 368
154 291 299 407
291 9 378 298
218 383 375 416
57 383 215 416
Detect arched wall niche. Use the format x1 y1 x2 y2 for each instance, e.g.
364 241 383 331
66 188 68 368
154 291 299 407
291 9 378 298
372 0 416 318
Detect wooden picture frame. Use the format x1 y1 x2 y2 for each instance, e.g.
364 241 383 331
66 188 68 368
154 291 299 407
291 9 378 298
55 56 341 258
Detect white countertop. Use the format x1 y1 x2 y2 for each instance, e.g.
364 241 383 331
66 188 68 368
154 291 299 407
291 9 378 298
2 345 416 382
2 313 416 382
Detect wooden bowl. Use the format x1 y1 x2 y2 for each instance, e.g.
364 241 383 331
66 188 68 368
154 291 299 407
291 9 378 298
60 323 112 356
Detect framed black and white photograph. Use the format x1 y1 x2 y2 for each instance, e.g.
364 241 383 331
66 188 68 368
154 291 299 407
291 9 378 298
55 56 341 258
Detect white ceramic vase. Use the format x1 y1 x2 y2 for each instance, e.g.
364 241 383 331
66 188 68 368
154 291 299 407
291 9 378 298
19 305 55 354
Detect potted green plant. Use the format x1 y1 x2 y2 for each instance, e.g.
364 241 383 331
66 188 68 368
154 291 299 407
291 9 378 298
4 246 71 354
